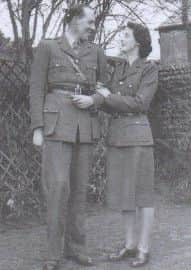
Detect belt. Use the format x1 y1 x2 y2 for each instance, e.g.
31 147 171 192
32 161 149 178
51 85 92 96
111 112 140 119
53 89 75 97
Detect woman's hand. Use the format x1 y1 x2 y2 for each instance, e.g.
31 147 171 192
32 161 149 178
96 87 111 97
72 95 94 109
96 82 111 98
33 128 44 146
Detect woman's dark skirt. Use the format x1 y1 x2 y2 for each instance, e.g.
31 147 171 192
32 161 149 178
106 146 154 211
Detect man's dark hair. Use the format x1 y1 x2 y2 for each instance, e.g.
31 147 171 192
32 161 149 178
64 4 92 25
127 22 152 58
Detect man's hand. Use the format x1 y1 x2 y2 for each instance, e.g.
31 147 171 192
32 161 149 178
72 95 94 109
33 128 44 146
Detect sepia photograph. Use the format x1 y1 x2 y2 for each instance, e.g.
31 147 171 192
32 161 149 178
0 0 190 269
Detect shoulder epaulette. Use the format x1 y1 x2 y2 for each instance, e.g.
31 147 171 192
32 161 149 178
144 59 157 65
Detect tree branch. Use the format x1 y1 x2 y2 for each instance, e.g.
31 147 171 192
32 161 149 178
31 4 39 42
6 0 19 43
42 0 64 38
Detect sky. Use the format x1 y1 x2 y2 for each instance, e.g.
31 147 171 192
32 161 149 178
0 1 176 60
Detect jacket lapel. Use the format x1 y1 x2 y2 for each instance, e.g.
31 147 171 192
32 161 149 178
57 35 78 59
114 60 128 82
57 35 92 59
77 41 92 58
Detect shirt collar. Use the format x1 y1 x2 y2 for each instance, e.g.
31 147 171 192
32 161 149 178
130 57 146 68
65 30 78 48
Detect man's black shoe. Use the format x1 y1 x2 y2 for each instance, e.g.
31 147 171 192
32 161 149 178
66 253 95 266
42 260 60 270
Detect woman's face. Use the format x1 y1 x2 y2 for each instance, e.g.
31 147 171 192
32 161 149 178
119 27 138 56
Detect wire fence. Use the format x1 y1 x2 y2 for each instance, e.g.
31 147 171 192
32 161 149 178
0 57 191 218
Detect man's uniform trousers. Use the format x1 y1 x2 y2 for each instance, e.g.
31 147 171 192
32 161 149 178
37 91 103 262
42 136 92 261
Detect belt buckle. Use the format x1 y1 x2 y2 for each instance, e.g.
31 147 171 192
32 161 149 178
75 84 82 95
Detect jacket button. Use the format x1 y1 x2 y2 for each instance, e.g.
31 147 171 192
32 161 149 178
128 84 132 88
119 81 124 85
55 64 59 67
75 59 79 64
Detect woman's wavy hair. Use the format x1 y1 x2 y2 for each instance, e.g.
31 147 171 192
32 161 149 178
64 4 92 25
127 22 152 58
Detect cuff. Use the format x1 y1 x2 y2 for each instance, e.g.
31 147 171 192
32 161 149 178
92 93 105 109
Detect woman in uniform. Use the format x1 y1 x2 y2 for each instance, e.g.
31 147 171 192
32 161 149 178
99 22 158 267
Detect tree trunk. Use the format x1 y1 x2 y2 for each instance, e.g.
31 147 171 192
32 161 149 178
6 0 20 56
21 0 34 75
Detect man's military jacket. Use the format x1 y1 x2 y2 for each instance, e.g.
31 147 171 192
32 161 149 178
29 35 107 143
103 58 158 146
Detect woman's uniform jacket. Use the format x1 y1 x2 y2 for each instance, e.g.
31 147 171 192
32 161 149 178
101 58 158 210
103 58 158 147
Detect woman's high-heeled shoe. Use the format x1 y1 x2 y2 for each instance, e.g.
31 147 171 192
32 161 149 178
108 247 137 262
130 249 150 267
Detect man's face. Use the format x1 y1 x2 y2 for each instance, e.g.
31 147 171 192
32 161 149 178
72 7 95 40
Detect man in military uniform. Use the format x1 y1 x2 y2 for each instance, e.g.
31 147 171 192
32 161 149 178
29 4 107 270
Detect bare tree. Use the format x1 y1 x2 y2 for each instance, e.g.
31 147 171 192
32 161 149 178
1 0 180 65
1 0 65 62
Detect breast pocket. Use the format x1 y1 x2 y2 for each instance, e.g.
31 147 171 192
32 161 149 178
49 63 67 73
126 73 141 96
49 58 73 74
